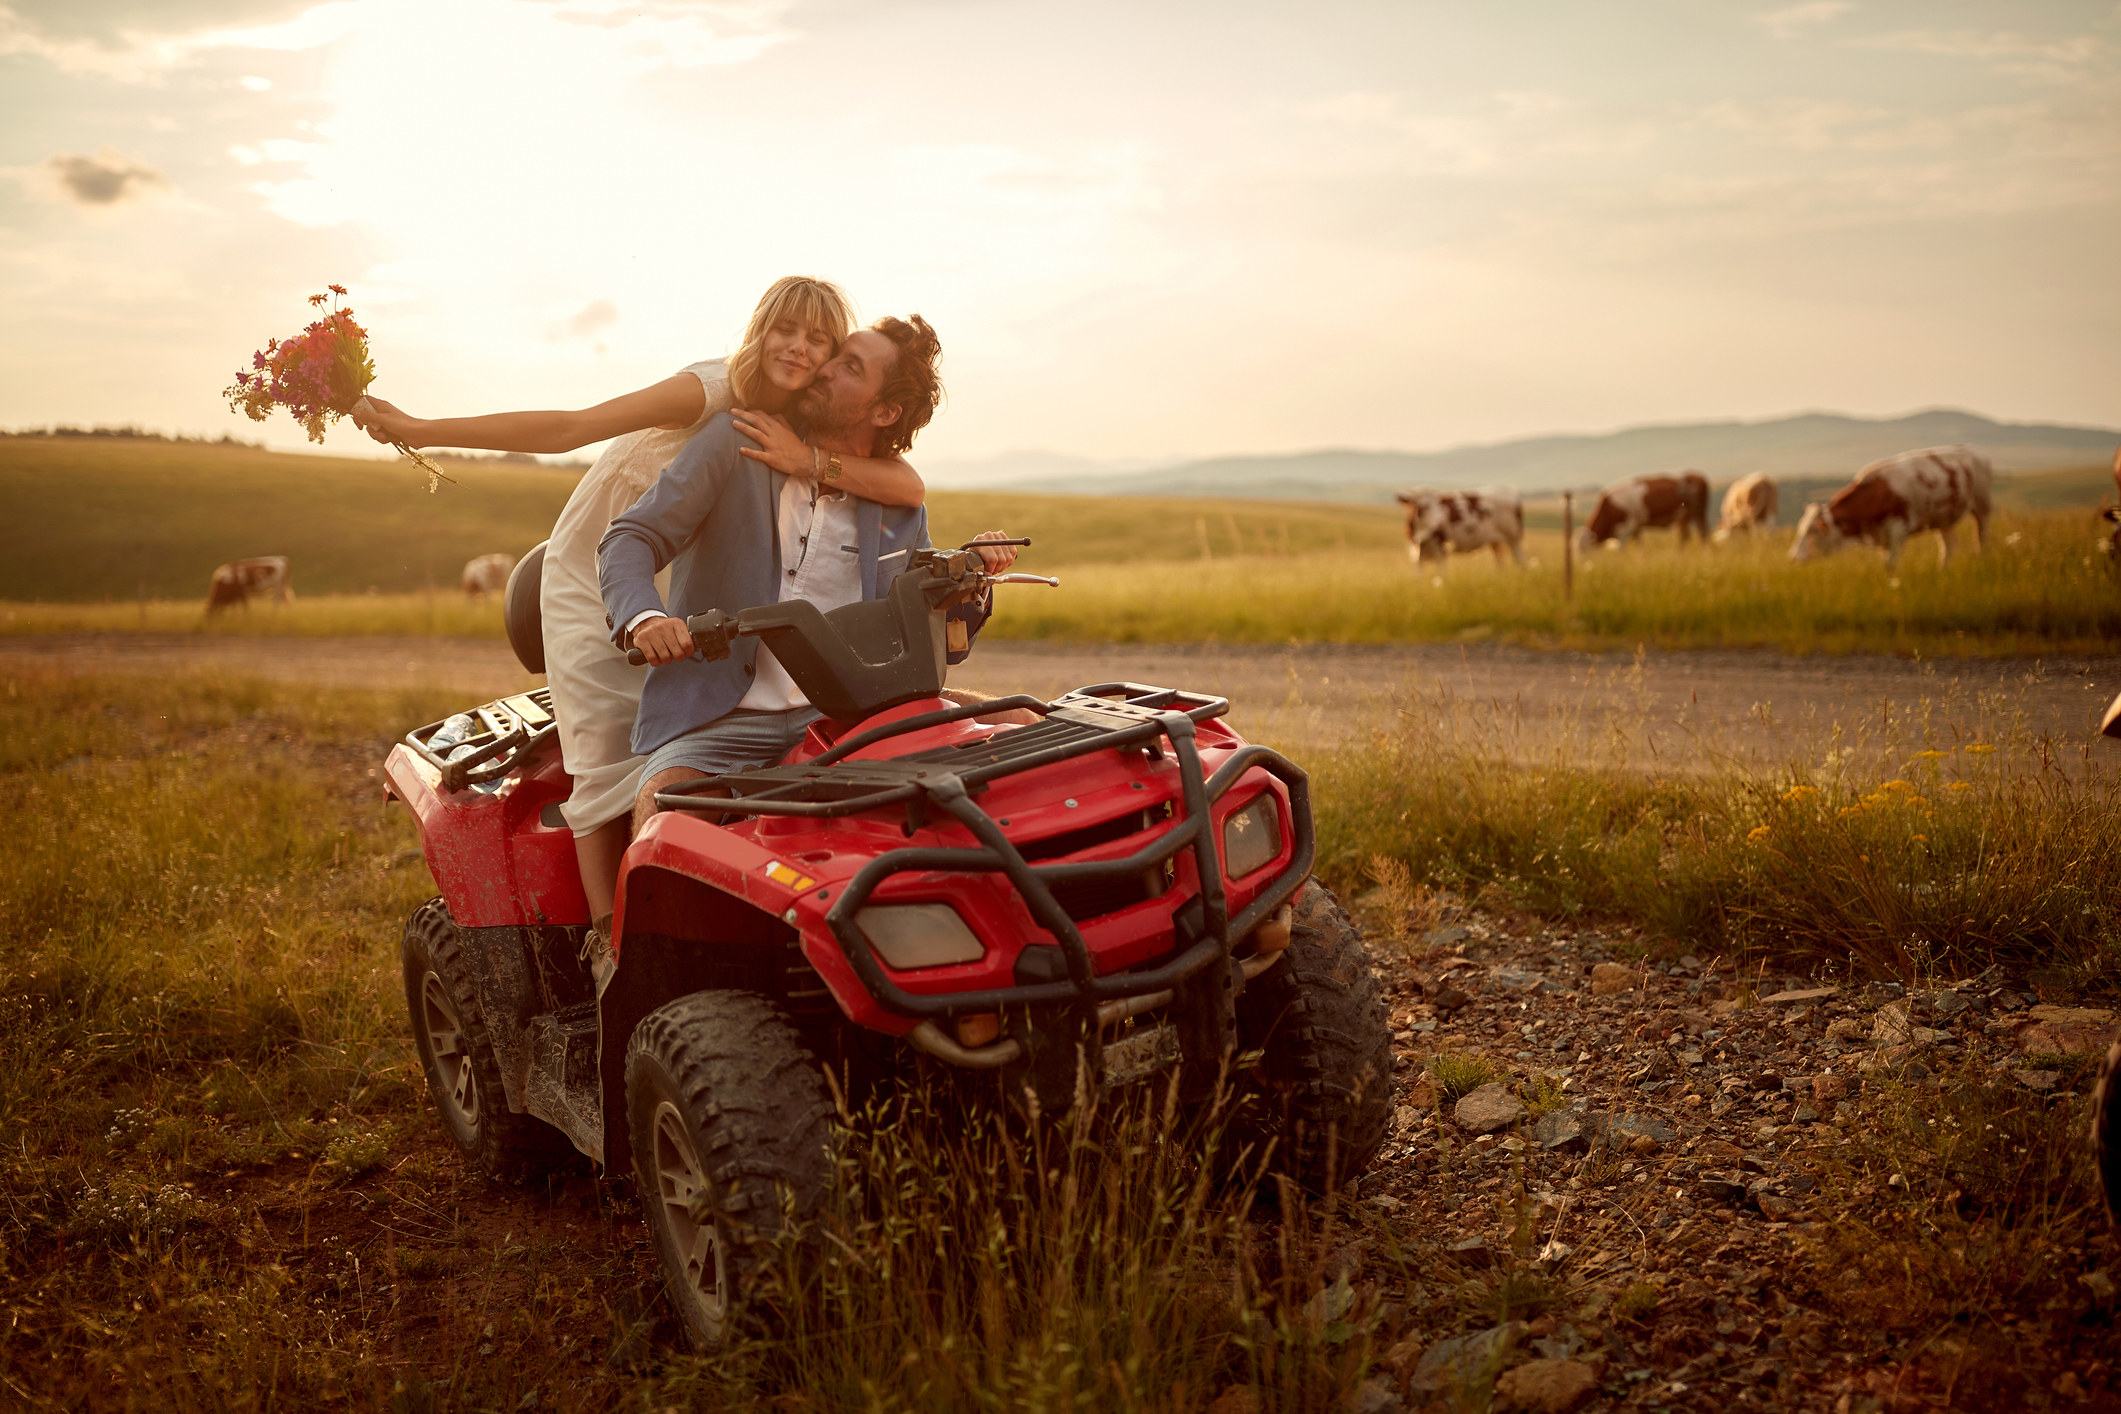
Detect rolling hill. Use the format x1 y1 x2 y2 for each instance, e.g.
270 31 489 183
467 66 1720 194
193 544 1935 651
933 409 2120 503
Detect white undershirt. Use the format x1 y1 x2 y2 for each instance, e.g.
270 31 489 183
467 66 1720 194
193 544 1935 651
737 477 863 712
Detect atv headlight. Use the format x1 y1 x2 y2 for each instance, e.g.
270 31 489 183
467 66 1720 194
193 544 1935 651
855 903 985 971
1221 793 1283 879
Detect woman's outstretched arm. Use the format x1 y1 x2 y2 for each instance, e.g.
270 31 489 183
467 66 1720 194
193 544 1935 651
729 409 926 507
352 375 707 455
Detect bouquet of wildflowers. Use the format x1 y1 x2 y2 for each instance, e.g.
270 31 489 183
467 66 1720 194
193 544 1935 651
224 286 454 491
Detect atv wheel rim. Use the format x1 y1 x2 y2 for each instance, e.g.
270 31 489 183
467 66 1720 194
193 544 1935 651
651 1100 727 1334
419 970 480 1138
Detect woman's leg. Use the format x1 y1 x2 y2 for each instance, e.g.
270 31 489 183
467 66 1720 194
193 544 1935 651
572 816 630 925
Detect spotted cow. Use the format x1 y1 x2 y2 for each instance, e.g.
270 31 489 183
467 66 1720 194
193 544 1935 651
1712 472 1779 542
461 552 515 598
205 556 292 613
1789 446 1993 569
1579 472 1710 551
1393 487 1526 567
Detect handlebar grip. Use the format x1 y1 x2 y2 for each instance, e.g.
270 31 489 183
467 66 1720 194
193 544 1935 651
626 647 647 666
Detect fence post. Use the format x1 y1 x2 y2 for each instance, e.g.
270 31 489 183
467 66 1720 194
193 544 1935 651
1562 492 1574 601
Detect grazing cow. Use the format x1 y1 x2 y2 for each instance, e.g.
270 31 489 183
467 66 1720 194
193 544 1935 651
1712 472 1779 542
1579 471 1710 551
1393 487 1527 566
205 556 292 613
461 553 515 598
1789 446 1993 568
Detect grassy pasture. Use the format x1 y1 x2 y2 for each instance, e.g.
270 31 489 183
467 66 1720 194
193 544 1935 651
2 665 2113 1408
0 436 1401 602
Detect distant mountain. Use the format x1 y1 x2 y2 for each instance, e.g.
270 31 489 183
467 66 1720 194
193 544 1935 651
960 410 2120 503
917 448 1181 489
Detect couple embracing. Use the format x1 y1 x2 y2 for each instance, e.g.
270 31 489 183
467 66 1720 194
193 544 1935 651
355 277 1020 953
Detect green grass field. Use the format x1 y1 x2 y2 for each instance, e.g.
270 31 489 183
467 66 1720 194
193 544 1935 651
7 436 2118 656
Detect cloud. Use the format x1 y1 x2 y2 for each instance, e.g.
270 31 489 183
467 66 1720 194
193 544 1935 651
1853 28 2110 84
45 148 167 204
1751 2 1852 41
0 1 362 81
563 299 618 338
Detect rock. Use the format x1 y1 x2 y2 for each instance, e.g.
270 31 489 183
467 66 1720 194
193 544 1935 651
1697 1138 1745 1162
1590 963 1639 996
1605 1112 1677 1150
1811 1074 1850 1103
1432 987 1473 1014
1455 1083 1528 1134
1872 1003 1913 1044
1490 966 1544 995
1447 1235 1494 1268
1700 1177 1748 1203
1379 1337 1426 1375
1791 1105 1819 1124
1531 1110 1588 1152
2017 1005 2118 1056
2012 1069 2060 1092
1919 988 1970 1018
1626 1133 1660 1156
1352 1376 1401 1414
1824 1017 1866 1041
1405 1080 1439 1110
1759 986 1837 1005
1425 925 1472 947
1409 1322 1524 1394
1493 1357 1599 1413
1206 1387 1260 1414
1756 1193 1803 1221
1304 1277 1356 1328
1367 1194 1403 1212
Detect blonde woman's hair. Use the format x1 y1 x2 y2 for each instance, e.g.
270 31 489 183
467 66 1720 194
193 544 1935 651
726 276 854 408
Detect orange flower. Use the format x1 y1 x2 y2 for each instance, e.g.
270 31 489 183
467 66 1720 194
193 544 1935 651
327 283 347 295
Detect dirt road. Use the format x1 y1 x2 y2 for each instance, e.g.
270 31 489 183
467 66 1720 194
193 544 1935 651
6 634 2116 771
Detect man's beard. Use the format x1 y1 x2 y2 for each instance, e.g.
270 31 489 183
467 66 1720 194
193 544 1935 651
790 384 865 443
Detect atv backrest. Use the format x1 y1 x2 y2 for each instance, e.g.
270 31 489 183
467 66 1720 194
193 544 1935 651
740 566 950 722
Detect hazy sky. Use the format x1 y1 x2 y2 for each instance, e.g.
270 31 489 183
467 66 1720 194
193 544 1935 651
3 0 2116 466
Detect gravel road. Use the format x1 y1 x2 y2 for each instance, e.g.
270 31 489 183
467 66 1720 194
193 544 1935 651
9 634 2117 773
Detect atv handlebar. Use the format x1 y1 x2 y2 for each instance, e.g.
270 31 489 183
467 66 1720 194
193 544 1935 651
624 540 1055 666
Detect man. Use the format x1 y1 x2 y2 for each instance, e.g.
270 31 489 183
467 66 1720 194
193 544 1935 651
599 315 1019 841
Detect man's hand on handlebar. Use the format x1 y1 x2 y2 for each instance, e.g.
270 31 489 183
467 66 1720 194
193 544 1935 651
630 615 695 666
967 530 1021 573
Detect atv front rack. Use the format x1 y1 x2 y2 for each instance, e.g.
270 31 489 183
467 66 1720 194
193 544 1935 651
654 683 1315 1019
404 688 560 793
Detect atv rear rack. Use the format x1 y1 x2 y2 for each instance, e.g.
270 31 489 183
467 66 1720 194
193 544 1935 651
404 688 560 793
653 683 1315 1019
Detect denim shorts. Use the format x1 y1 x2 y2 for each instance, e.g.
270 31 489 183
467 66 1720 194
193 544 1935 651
639 707 822 786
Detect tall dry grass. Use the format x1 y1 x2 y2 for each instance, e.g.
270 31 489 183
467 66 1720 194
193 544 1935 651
1301 672 2121 981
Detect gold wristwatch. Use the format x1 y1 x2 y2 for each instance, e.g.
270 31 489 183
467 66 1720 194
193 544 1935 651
823 451 843 485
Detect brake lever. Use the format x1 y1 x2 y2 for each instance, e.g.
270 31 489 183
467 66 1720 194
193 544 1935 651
987 573 1059 587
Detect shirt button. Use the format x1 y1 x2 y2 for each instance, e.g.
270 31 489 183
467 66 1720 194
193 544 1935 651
787 569 796 577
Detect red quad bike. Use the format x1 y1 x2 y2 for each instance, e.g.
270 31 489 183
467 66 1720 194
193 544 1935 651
383 539 1392 1346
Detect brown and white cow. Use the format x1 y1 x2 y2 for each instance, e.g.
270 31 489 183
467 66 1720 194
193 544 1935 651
1711 472 1778 542
461 552 515 598
205 556 292 612
1394 487 1526 566
1789 446 1993 568
1578 471 1709 551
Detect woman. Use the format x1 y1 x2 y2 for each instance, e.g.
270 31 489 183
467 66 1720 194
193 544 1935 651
353 276 926 936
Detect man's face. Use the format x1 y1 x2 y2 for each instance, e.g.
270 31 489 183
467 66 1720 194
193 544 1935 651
794 329 900 441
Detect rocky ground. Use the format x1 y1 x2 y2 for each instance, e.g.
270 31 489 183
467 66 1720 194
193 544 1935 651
1327 900 2121 1413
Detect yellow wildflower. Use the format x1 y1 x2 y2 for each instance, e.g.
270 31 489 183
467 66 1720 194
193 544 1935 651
1782 786 1819 804
1947 782 1973 792
1881 780 1912 792
1965 744 1997 755
1839 805 1865 819
1911 834 1928 844
1911 749 1950 761
1748 826 1771 842
1907 796 1928 809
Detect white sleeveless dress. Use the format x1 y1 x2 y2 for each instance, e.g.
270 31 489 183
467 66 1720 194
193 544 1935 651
541 358 731 834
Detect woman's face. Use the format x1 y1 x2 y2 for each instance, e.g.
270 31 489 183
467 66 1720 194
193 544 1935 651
760 316 836 396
